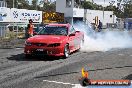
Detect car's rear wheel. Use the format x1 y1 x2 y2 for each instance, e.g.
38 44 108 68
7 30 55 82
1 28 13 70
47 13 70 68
63 44 70 58
80 39 84 49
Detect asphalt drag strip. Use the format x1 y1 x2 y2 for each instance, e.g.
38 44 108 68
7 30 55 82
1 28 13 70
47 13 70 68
0 48 132 88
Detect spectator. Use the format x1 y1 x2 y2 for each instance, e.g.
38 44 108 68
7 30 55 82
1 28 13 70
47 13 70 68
98 20 102 32
27 19 34 37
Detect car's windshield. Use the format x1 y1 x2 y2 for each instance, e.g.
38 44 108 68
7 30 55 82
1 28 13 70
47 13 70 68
38 26 68 36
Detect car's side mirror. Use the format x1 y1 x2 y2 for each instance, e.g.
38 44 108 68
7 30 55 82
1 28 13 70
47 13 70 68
33 32 38 35
75 31 80 33
69 33 75 36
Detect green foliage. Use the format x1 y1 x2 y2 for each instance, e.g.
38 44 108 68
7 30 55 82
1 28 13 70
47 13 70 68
124 2 132 18
41 2 56 12
5 0 30 9
103 0 132 18
5 0 56 11
82 1 103 10
82 0 132 18
29 0 38 10
115 0 132 18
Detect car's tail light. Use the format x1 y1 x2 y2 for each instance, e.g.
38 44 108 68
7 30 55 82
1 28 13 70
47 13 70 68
47 43 60 47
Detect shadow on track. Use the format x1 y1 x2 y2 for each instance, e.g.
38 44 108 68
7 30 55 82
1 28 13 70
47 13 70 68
34 71 79 79
34 65 132 79
6 53 63 61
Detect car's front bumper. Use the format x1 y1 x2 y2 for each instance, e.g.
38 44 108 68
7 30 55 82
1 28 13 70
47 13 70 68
24 46 64 56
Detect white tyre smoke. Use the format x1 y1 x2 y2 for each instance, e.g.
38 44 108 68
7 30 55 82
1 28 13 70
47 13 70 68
74 22 132 52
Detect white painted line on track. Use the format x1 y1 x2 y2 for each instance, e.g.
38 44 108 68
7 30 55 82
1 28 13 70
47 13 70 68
72 84 86 88
43 80 77 86
43 80 132 88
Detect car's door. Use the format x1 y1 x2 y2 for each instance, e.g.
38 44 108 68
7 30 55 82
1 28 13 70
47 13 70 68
68 26 78 51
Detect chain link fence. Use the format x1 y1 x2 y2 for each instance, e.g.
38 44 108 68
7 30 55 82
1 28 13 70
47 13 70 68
0 23 27 48
0 26 6 37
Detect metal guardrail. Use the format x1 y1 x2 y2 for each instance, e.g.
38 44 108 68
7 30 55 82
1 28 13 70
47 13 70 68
107 23 117 28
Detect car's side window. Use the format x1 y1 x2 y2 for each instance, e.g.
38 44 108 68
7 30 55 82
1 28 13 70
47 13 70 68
69 26 75 34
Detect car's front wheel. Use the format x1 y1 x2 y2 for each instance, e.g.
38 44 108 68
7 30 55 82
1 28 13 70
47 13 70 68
63 44 70 58
25 54 32 59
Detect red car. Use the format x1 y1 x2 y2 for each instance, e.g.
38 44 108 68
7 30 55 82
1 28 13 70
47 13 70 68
24 23 84 58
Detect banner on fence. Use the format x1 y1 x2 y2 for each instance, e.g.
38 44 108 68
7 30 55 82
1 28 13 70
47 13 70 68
10 8 42 23
0 7 11 22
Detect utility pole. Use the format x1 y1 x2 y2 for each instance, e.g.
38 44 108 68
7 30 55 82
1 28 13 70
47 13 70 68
103 0 105 25
109 0 115 23
13 0 14 8
84 0 87 24
13 0 15 37
36 0 38 10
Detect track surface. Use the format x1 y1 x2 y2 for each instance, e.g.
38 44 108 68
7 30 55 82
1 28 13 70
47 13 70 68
0 48 132 88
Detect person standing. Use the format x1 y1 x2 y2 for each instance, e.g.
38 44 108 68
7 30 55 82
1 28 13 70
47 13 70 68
27 19 34 37
98 20 102 32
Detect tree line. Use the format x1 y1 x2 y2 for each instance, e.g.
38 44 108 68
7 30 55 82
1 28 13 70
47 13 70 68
83 0 132 18
5 0 56 12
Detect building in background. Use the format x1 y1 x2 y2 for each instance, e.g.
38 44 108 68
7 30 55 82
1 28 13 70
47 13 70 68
56 0 116 27
44 0 48 3
0 0 8 37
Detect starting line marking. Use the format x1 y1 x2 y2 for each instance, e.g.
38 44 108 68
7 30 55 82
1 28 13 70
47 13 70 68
43 80 77 86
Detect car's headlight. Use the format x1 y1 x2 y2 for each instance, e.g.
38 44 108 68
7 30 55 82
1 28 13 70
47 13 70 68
25 41 32 46
47 43 60 47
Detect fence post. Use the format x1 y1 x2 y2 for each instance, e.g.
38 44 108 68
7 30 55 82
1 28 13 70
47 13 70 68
4 26 6 37
0 26 2 37
17 25 18 38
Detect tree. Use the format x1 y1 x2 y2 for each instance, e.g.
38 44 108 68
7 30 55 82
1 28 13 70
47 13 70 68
5 0 30 9
115 0 132 18
123 0 132 18
44 2 56 12
30 0 38 10
83 1 103 10
38 1 56 12
17 0 30 9
103 0 132 18
5 0 15 8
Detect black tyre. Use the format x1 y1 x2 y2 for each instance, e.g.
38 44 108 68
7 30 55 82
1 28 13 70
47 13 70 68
63 44 70 58
79 39 84 50
25 54 32 59
79 77 90 87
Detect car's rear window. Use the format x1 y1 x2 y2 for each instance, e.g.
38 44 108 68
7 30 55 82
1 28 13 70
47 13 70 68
38 26 68 36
